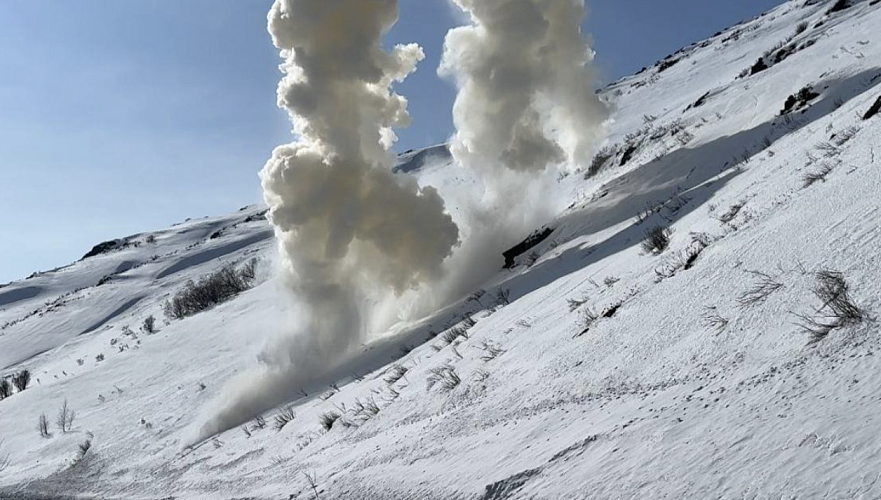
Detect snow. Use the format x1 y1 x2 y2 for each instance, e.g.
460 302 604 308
2 0 881 498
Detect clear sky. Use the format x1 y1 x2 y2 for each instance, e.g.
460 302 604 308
0 0 785 284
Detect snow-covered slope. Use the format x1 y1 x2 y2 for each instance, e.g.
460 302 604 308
3 0 881 498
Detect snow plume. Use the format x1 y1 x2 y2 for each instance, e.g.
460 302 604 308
424 0 607 297
197 0 458 440
440 0 606 176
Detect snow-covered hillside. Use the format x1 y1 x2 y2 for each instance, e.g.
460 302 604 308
3 0 881 497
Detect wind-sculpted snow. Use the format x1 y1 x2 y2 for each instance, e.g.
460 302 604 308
155 231 272 280
79 296 145 335
0 286 42 309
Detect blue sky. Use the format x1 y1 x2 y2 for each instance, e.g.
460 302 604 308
0 0 785 283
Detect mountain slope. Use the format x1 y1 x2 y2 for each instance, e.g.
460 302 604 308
3 0 881 498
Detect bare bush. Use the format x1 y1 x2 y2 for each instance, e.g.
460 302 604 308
12 370 31 392
733 149 753 169
38 413 51 438
702 307 730 332
802 163 835 187
317 389 335 402
74 439 92 464
817 271 868 322
574 308 599 338
815 141 840 158
738 270 784 307
240 257 258 281
303 471 321 500
795 315 836 344
832 125 859 147
716 201 747 224
495 288 511 306
467 289 486 307
141 315 156 334
567 297 587 312
462 315 477 329
426 364 461 392
384 365 408 385
654 264 678 282
273 406 296 431
164 259 258 320
658 234 712 281
441 327 469 345
319 412 341 432
57 399 75 433
676 129 695 146
252 415 266 431
475 339 506 362
641 225 672 254
762 40 787 62
586 145 617 177
795 270 868 344
352 397 381 421
684 234 711 269
0 379 11 399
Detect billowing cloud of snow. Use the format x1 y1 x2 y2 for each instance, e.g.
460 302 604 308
419 0 607 301
197 0 459 440
440 0 606 176
196 0 607 441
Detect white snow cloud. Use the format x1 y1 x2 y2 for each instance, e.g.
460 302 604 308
419 0 608 304
198 0 608 441
198 0 459 440
440 0 607 175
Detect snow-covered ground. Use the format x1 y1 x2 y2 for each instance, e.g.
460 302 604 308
3 0 881 497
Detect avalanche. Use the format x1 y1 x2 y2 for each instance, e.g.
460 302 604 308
2 0 881 498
